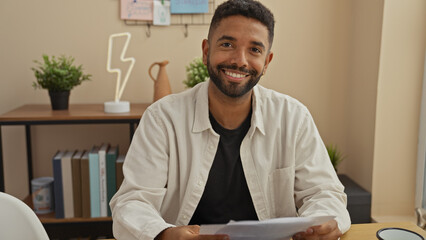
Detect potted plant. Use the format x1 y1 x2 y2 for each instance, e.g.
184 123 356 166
183 57 209 88
326 144 345 172
31 54 91 110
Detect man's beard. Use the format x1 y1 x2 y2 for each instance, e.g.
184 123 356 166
207 56 263 98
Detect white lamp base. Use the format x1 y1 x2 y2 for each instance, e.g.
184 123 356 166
104 101 130 113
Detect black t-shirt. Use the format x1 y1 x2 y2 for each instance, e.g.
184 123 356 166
189 110 258 225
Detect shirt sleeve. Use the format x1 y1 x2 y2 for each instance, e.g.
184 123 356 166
293 109 351 234
110 107 175 240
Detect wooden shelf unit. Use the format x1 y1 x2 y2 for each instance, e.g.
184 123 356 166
0 103 150 239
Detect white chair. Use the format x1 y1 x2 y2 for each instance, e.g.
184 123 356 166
0 192 49 240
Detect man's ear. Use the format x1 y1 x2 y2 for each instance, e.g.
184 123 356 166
262 51 274 75
202 39 209 65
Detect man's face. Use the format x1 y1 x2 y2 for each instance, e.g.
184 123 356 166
202 15 273 98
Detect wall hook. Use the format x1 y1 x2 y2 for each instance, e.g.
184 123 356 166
146 24 151 38
184 24 188 38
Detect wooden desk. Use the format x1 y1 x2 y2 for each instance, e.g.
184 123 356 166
341 222 425 239
102 222 426 240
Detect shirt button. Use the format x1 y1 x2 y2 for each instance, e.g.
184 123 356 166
209 144 215 150
198 180 203 186
183 215 188 220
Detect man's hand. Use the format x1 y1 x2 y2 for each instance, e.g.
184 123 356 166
292 219 342 240
155 225 229 240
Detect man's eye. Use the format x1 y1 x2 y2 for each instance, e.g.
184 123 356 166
221 42 232 47
251 47 261 53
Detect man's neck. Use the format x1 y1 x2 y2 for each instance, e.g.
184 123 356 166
208 83 253 130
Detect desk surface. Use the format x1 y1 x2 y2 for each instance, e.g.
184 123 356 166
102 222 425 240
341 222 425 240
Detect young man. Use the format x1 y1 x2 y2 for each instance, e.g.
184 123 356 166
110 1 351 240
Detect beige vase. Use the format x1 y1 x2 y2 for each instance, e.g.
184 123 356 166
149 60 172 102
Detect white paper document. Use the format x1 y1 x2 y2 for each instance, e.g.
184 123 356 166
200 216 335 240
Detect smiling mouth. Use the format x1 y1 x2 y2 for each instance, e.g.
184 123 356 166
223 70 249 79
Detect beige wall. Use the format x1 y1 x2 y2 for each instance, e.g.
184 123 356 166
372 0 426 219
0 0 425 221
342 0 384 193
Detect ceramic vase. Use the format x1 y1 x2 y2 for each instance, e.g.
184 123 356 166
149 60 171 102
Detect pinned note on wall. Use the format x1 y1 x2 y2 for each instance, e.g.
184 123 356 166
153 0 171 25
121 0 154 20
170 0 209 14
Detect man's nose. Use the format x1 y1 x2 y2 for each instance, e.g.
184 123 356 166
230 48 248 68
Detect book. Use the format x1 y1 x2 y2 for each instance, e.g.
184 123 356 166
80 151 91 218
89 145 100 218
106 145 118 216
98 143 110 217
52 150 66 218
71 150 85 218
62 150 76 218
116 155 125 190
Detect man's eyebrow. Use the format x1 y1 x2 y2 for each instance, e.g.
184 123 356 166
251 41 266 50
216 35 266 50
217 35 236 42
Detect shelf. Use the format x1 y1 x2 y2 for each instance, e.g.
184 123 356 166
24 195 113 238
23 195 112 223
0 103 149 124
0 103 150 193
0 103 150 238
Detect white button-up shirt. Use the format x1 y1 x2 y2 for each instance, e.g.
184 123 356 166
110 80 351 240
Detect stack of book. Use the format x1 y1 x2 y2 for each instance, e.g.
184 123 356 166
52 143 125 218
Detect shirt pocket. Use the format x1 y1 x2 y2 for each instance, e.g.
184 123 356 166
268 165 297 217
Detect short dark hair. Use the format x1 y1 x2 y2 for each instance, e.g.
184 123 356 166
208 0 275 49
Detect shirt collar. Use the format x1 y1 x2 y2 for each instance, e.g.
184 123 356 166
250 85 266 137
192 80 211 133
192 79 266 136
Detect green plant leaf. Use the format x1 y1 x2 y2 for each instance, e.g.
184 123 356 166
31 54 91 92
326 144 345 171
183 57 209 88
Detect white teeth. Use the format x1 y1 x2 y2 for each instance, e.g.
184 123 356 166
225 71 247 78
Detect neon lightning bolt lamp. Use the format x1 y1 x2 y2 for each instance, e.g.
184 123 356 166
104 32 135 113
